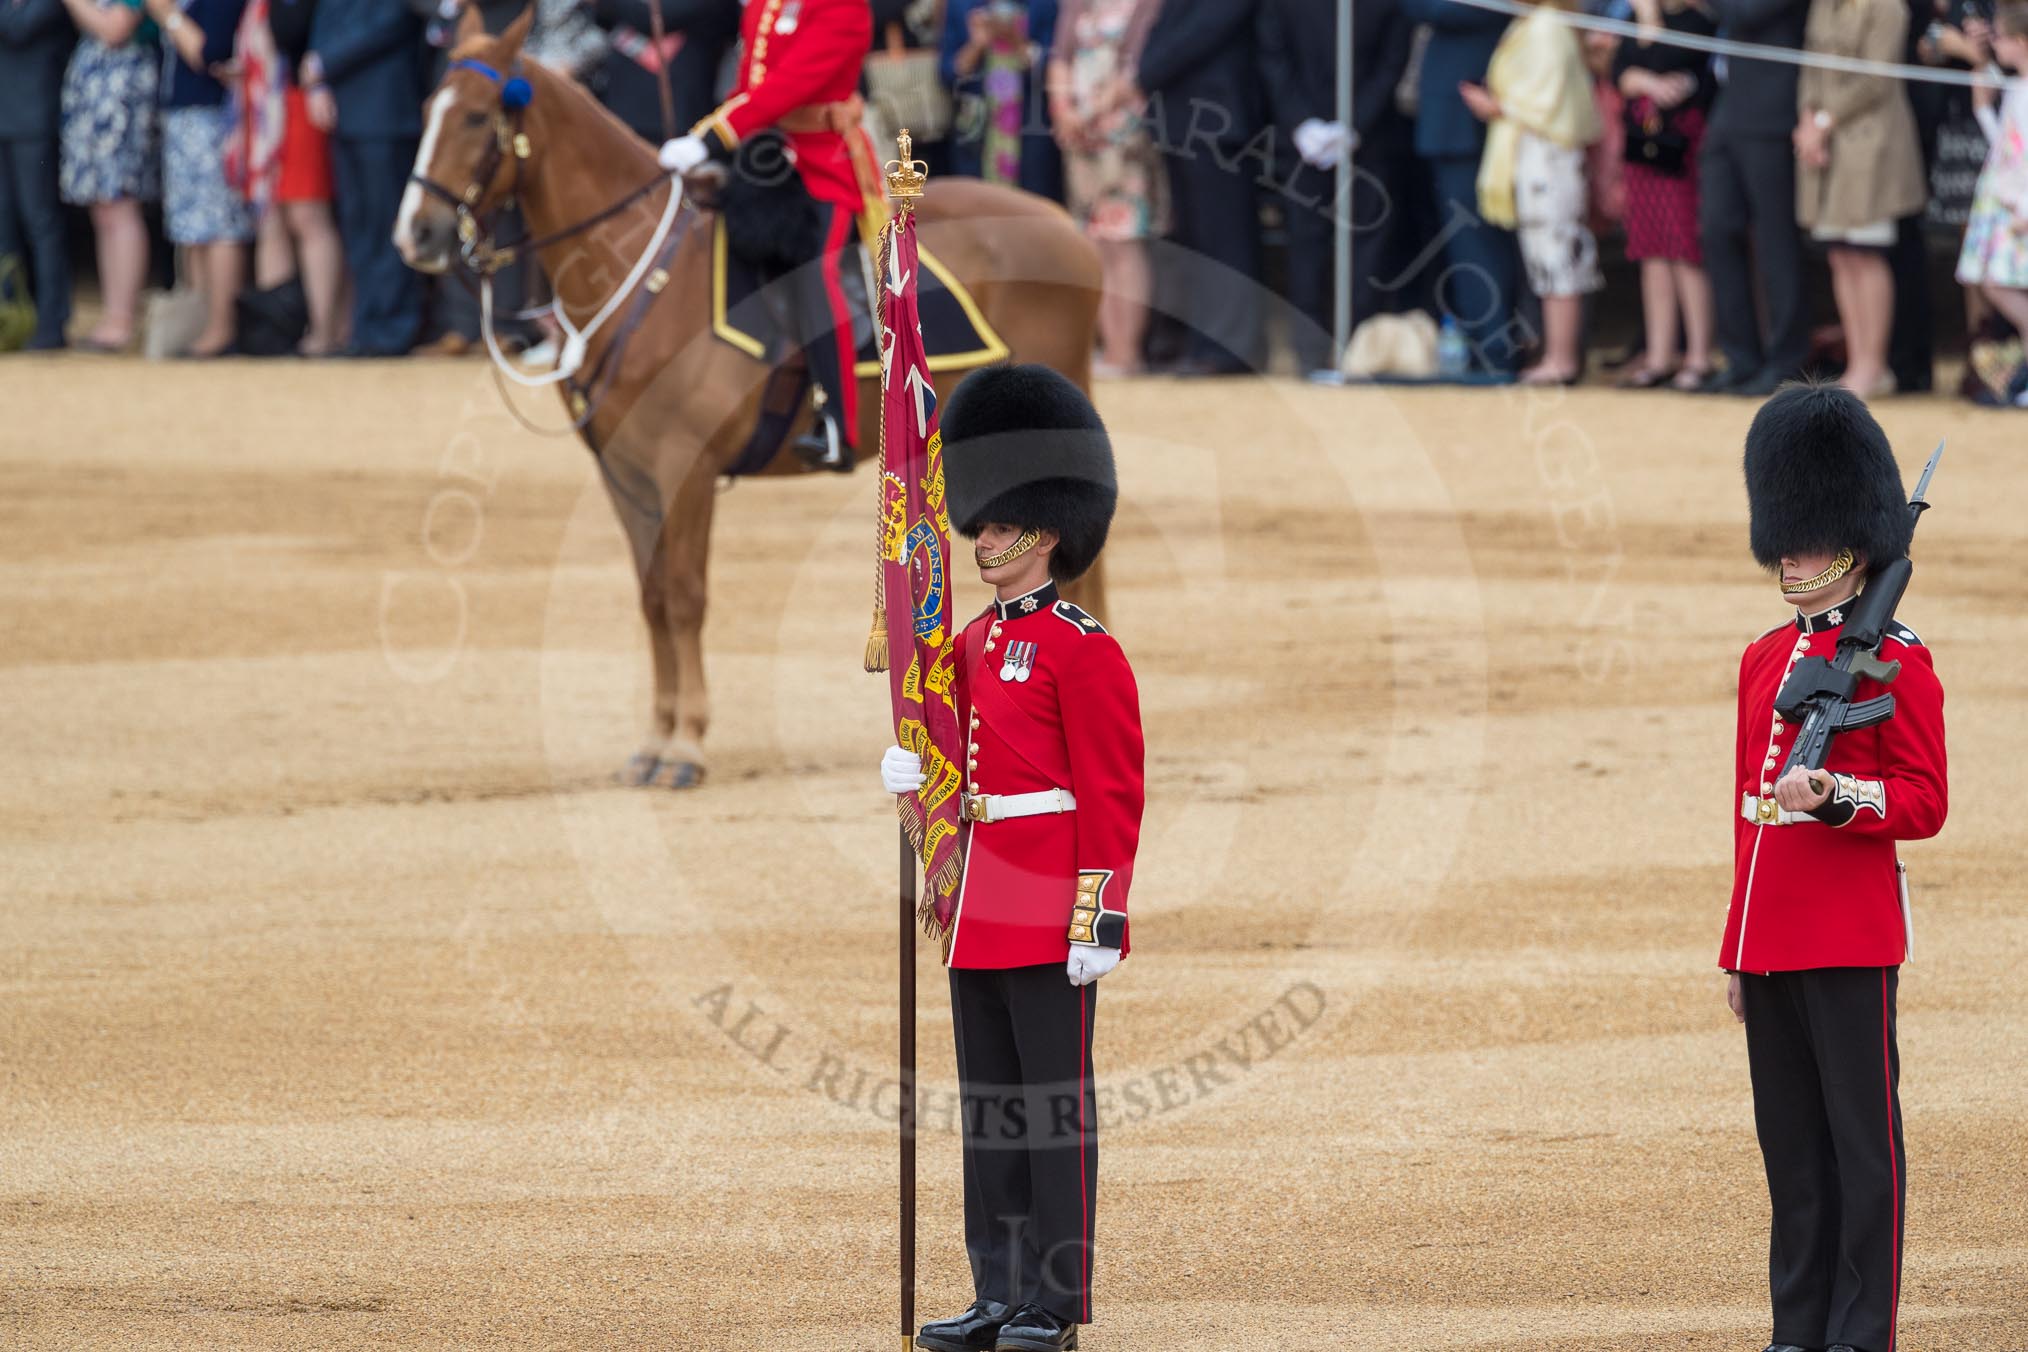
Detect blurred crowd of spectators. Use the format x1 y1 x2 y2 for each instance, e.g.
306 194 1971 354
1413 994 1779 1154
1 0 2024 405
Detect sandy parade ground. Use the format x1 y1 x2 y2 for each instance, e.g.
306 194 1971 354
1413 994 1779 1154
2 354 2024 1349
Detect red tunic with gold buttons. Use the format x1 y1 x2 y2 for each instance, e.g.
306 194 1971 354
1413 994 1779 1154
690 0 873 210
946 581 1146 970
1719 604 1948 973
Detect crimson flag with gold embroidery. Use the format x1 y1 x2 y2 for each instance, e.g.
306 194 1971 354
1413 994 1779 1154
874 209 964 934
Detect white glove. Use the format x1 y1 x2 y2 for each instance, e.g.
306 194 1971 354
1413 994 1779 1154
880 744 925 795
658 134 710 174
1293 117 1356 168
1067 945 1121 986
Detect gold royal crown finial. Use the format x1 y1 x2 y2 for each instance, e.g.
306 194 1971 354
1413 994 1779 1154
886 128 928 205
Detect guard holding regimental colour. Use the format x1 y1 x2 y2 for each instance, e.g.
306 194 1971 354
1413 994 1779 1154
880 363 1143 1352
1722 382 1948 1352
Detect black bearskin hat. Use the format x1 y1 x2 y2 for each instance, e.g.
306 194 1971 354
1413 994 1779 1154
1743 380 1912 570
941 363 1116 582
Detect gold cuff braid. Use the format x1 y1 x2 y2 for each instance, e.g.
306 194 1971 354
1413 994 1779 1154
1067 872 1103 945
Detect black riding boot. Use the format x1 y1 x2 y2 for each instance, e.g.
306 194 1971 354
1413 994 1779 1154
790 387 852 472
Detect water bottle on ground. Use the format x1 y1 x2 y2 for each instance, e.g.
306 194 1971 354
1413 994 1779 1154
1437 317 1469 381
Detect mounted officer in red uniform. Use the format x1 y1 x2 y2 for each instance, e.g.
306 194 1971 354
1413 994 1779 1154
1722 382 1948 1352
878 363 1142 1352
658 0 875 472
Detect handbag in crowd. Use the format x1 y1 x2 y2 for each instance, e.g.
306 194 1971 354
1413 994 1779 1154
0 255 33 352
864 19 953 148
144 248 210 360
1623 101 1690 176
236 276 310 357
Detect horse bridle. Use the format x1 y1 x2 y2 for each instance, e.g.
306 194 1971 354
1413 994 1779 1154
406 58 536 275
409 57 672 277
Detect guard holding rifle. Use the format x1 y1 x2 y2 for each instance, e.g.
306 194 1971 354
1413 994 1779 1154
879 363 1143 1352
1723 381 1948 1352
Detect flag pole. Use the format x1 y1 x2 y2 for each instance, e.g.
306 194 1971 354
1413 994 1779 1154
897 817 917 1352
1332 0 1354 372
881 128 929 1352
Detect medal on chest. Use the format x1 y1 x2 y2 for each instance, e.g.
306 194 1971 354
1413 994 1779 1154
999 640 1036 683
776 0 800 33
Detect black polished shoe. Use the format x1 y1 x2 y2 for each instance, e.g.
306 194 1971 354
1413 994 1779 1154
791 410 855 473
995 1302 1078 1351
1762 1343 1817 1352
1736 366 1794 397
1694 364 1757 395
1825 1345 1860 1352
916 1299 1012 1351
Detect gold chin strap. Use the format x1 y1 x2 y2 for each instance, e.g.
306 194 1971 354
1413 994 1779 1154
977 529 1041 569
1781 547 1855 595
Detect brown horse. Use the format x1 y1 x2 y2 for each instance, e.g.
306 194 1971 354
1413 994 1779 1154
396 8 1104 788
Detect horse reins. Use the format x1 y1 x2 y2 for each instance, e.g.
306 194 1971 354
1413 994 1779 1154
408 57 671 278
406 50 703 547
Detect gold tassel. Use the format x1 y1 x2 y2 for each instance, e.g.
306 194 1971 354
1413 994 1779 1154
864 603 888 673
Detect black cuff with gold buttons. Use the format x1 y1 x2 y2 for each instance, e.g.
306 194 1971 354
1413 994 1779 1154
1068 870 1125 948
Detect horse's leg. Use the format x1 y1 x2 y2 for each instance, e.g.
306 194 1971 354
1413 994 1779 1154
649 460 717 789
594 444 679 785
621 535 680 785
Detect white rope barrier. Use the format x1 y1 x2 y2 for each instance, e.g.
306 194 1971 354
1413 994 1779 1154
1448 0 2015 90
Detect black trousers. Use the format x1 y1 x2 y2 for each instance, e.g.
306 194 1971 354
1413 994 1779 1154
790 200 859 443
1158 145 1265 370
1279 150 1432 373
1700 132 1810 381
949 962 1099 1325
1887 213 1935 393
0 136 71 345
1741 967 1906 1352
1427 153 1523 376
333 135 424 356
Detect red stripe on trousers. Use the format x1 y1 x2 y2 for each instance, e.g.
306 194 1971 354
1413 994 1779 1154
1882 968 1900 1352
1079 981 1089 1324
818 208 856 432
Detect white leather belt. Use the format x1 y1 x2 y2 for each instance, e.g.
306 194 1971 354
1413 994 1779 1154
961 788 1076 824
1741 792 1813 826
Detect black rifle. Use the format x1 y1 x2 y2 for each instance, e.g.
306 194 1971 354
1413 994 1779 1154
1774 442 1943 791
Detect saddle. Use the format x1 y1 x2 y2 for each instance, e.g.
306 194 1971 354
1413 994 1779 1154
703 135 1009 476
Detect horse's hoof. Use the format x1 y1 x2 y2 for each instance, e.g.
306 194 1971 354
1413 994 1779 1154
619 752 660 786
653 760 705 790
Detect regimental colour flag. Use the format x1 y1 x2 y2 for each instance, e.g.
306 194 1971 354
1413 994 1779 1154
875 209 965 935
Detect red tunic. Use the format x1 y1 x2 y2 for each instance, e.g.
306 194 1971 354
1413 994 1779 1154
1719 606 1948 973
946 582 1146 971
689 0 873 210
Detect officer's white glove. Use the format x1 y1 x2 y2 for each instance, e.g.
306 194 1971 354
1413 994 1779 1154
658 134 710 175
1067 945 1121 986
880 744 925 795
1293 117 1356 168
